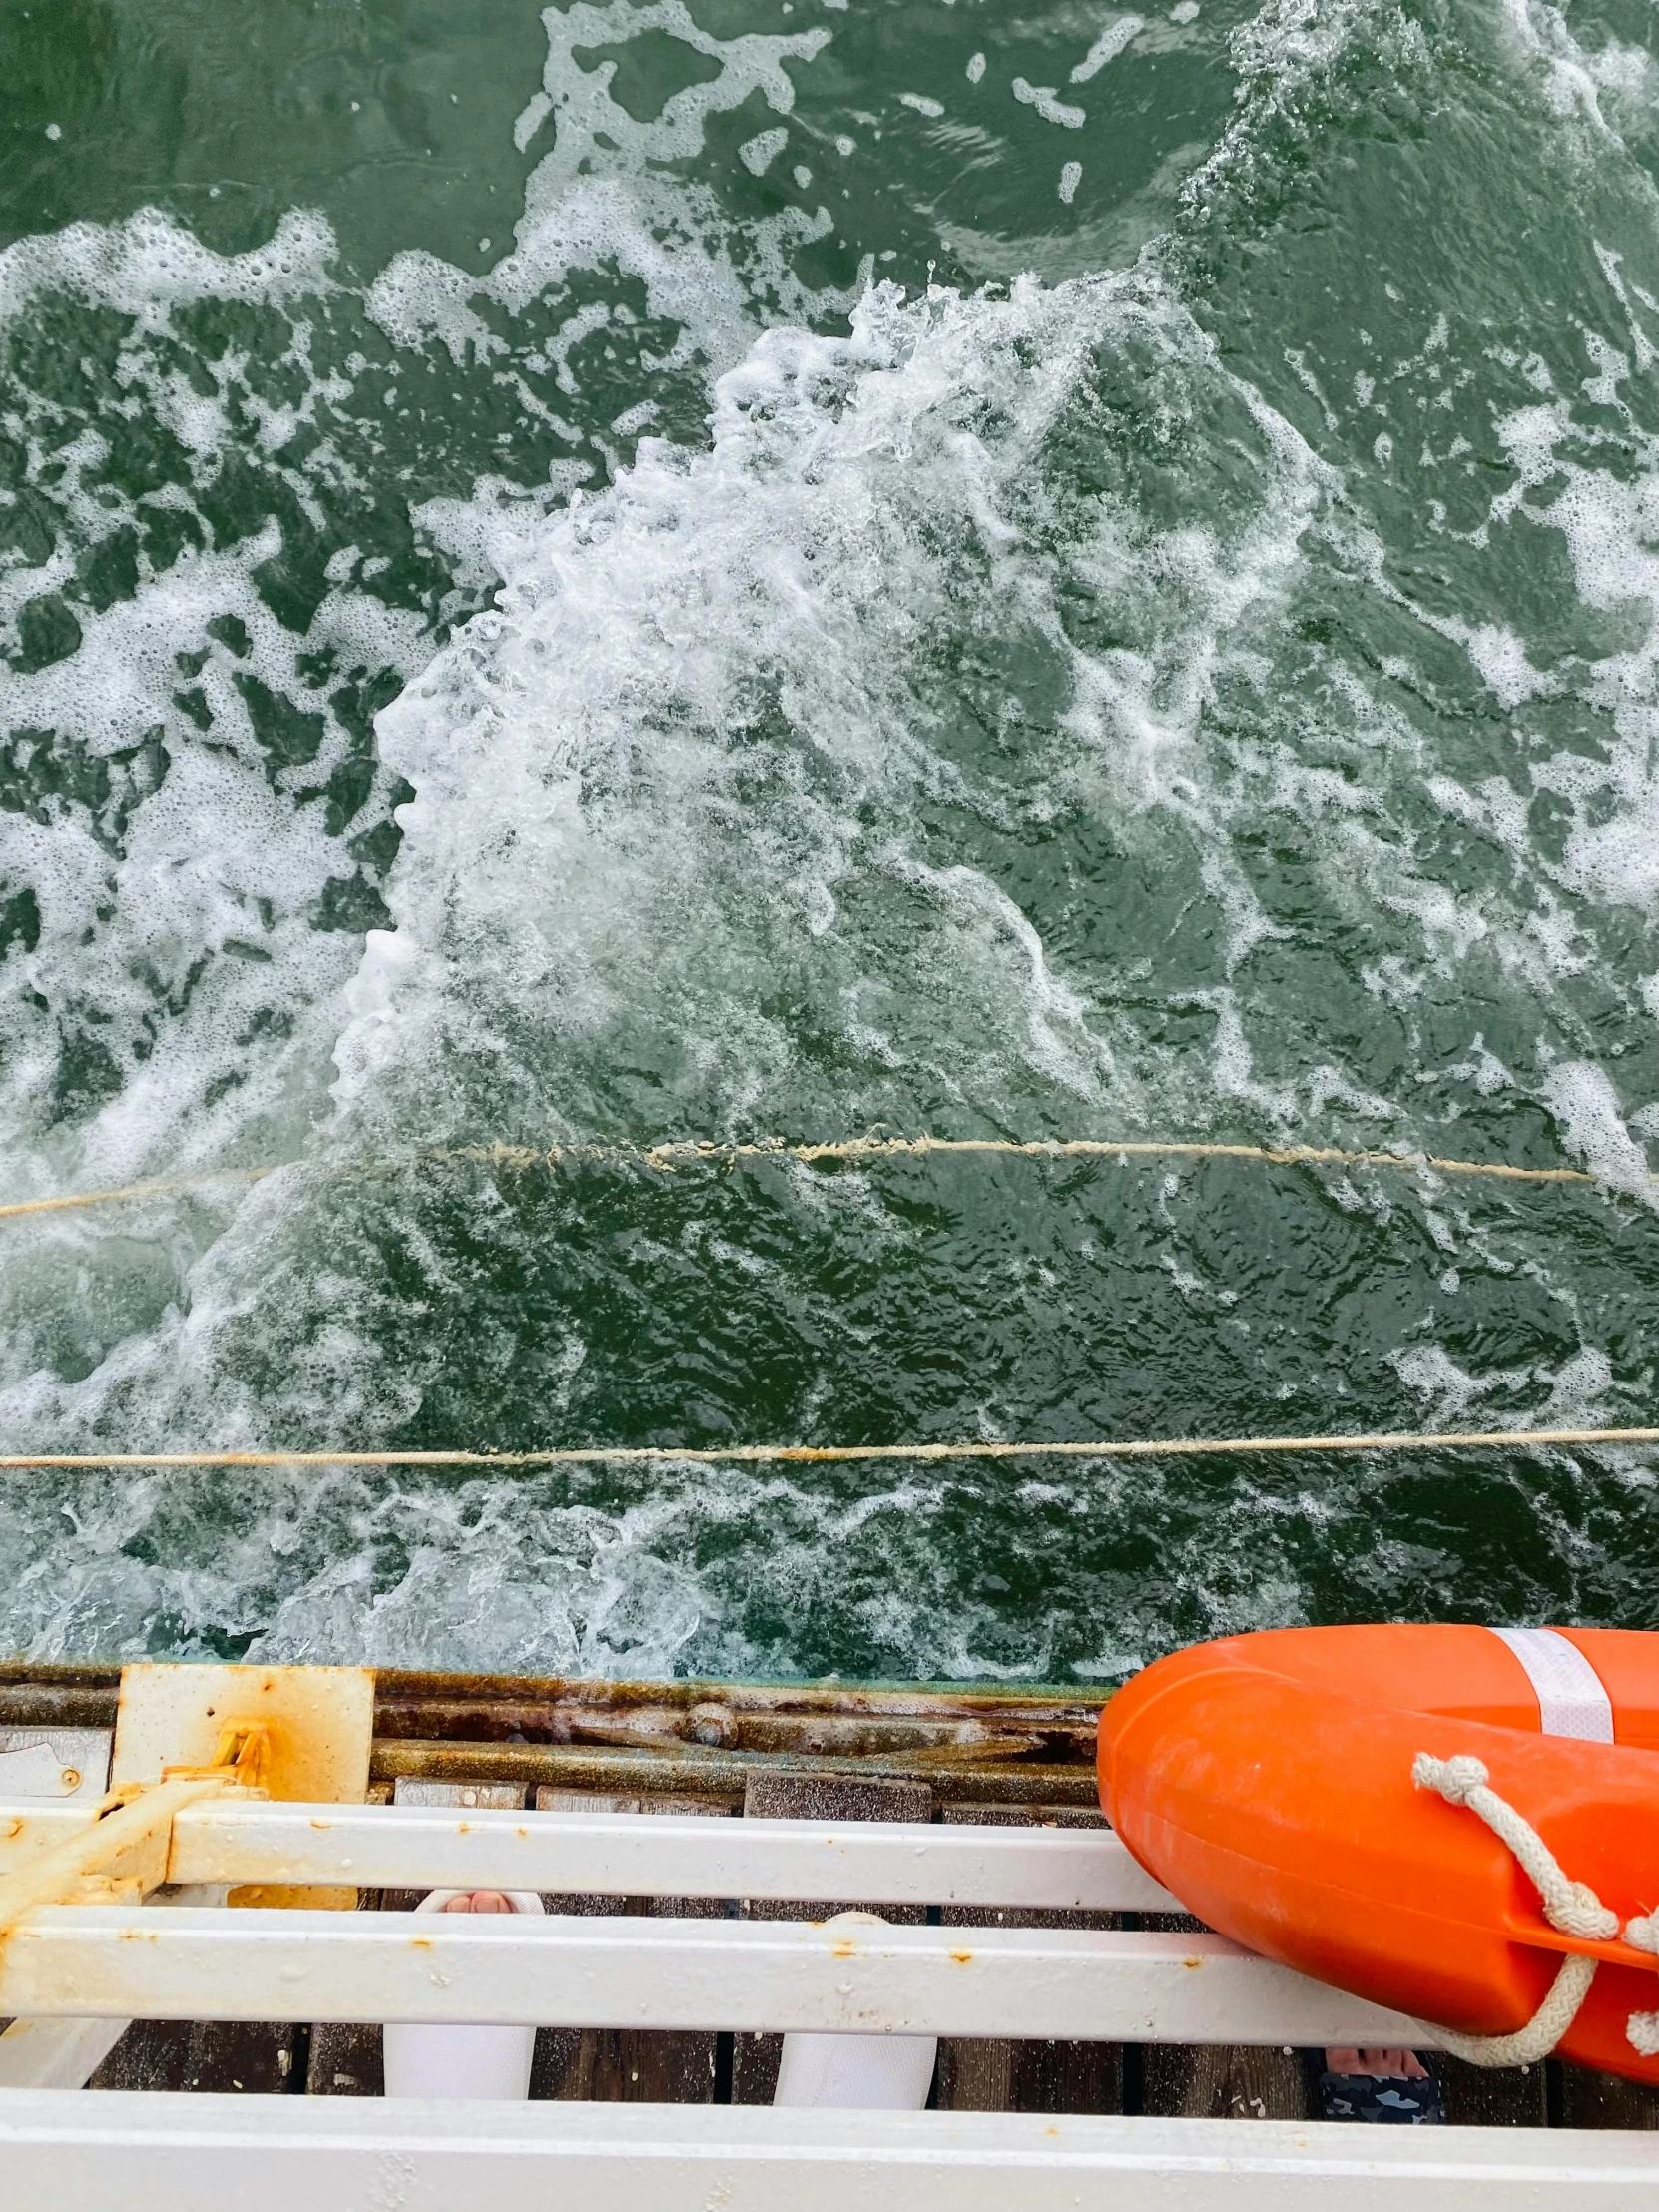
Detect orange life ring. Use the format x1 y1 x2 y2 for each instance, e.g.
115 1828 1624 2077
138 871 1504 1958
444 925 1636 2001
1098 1624 1659 2081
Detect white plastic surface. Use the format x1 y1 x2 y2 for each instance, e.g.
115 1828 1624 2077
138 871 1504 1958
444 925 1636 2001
776 1915 938 2110
381 1889 543 2102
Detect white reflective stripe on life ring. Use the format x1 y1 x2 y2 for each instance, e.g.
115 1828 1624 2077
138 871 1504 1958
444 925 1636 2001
1490 1626 1614 1742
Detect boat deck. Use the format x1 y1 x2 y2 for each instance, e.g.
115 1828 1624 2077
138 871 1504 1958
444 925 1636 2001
1 1661 1653 2131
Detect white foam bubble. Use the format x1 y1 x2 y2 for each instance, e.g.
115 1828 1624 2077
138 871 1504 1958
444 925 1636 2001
1012 79 1087 129
365 251 502 366
1071 16 1145 84
740 126 791 174
1540 1060 1657 1201
0 209 336 332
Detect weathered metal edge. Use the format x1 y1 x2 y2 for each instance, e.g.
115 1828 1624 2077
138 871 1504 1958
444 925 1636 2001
0 1664 1113 1732
369 1740 1101 1807
0 1661 1111 1704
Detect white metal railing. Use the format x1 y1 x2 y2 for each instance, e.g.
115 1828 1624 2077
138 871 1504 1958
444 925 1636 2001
3 1792 1659 2204
0 1905 1431 2044
6 2088 1659 2208
0 1799 1182 1910
0 1798 1425 2043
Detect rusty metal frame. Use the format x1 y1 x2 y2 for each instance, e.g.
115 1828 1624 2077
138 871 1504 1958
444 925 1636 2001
0 1665 1107 1807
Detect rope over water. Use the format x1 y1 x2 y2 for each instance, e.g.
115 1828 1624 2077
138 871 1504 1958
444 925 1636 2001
1 1424 1655 1472
0 1132 1632 1227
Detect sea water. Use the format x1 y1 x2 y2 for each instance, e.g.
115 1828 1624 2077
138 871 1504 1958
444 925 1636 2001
1 0 1658 1680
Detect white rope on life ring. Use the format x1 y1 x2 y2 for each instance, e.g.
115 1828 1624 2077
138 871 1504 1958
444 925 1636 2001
1410 1750 1659 2066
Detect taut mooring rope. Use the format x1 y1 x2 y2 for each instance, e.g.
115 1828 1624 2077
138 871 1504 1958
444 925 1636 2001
0 1132 1629 1228
1 1424 1654 1472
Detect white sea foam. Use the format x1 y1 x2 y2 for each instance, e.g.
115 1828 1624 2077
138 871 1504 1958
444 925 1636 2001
1012 79 1087 129
0 525 430 1198
1497 0 1657 154
0 0 866 1228
1539 1060 1657 1200
1071 16 1145 84
1180 0 1430 229
1420 308 1659 931
362 0 846 429
0 228 1375 1508
740 127 791 174
6 0 1659 1678
0 1449 1283 1677
0 209 336 331
329 269 1339 1149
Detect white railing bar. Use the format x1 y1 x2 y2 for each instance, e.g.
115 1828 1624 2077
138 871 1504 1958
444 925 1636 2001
0 1804 93 1873
0 1801 1181 1910
0 1886 231 2092
144 1801 1182 1912
4 2090 1658 2209
0 2015 129 2092
0 1909 1431 2045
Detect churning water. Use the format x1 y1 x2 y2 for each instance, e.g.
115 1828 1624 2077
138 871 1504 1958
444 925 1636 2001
3 0 1659 1680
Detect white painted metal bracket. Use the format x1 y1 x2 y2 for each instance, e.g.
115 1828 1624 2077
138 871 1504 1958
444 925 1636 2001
0 1733 111 1802
0 1662 371 2093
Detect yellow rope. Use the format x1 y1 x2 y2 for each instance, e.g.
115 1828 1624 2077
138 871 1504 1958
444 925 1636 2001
0 1133 1623 1227
513 1137 1606 1183
0 1167 275 1223
1 1424 1654 1471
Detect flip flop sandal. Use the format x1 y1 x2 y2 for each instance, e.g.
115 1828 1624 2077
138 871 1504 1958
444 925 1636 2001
1317 2055 1445 2125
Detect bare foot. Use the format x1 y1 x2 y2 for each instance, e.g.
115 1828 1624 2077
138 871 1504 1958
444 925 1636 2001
1324 2046 1429 2079
440 1891 512 1914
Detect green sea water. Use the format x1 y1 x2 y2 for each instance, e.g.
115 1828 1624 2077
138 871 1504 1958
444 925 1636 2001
2 0 1659 1681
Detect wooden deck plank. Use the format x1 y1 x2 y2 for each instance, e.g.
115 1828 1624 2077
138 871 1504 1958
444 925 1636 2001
1136 1926 1542 2126
1436 2055 1547 2128
934 1804 1122 2118
306 1776 523 2098
732 1773 933 2106
1139 1913 1311 2122
1559 2064 1659 2131
532 1788 735 2105
89 2019 301 2095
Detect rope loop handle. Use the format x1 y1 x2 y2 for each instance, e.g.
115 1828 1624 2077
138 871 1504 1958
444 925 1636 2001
1412 1753 1618 1941
1623 1917 1659 2055
1409 1751 1627 2067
